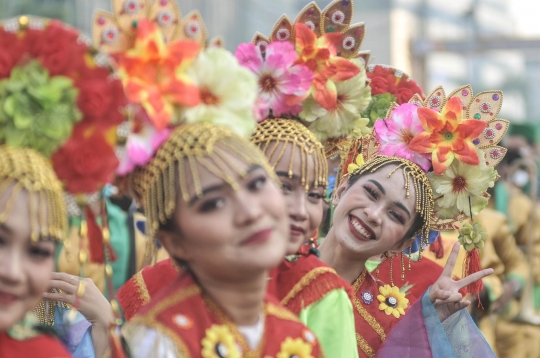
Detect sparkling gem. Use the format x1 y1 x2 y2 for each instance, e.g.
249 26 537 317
355 28 363 35
342 0 350 6
462 89 469 96
495 123 503 130
157 10 174 26
492 94 500 101
101 26 119 44
303 330 316 343
474 113 481 119
173 314 191 328
307 8 315 16
437 91 441 96
473 138 480 145
97 17 105 25
342 36 355 50
476 98 480 102
327 26 335 32
429 96 441 107
483 128 495 139
276 28 290 41
361 291 373 304
490 140 494 144
386 296 397 308
185 20 200 38
489 148 502 159
124 0 140 14
304 20 316 31
332 10 346 24
257 40 268 54
480 102 491 113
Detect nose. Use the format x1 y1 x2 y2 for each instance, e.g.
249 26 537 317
364 203 383 226
233 189 264 226
288 191 307 222
0 249 24 285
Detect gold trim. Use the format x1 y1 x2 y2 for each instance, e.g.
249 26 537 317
356 333 375 358
352 269 387 341
265 302 300 322
281 267 337 306
133 270 151 305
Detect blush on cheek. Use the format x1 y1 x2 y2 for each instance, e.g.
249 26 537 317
27 257 55 309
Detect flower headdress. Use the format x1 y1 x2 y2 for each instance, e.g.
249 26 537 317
0 16 127 262
344 84 508 293
242 0 372 189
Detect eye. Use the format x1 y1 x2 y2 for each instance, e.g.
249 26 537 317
389 211 405 224
199 198 225 213
248 176 267 191
281 182 292 195
28 246 53 260
307 191 323 203
364 185 378 200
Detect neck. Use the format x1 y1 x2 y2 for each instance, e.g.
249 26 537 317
319 227 367 284
191 267 267 326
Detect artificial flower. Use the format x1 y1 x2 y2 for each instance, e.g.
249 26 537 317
235 41 313 119
361 93 396 128
347 154 365 174
0 60 81 156
409 97 487 175
427 154 496 219
377 284 409 319
117 108 171 175
294 23 359 111
276 337 314 358
458 222 487 251
0 28 28 79
374 103 431 172
367 66 394 95
183 47 258 137
301 59 371 141
201 324 241 358
394 78 423 105
52 123 119 194
116 19 200 131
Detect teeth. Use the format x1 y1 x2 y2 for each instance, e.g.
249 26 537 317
351 217 372 239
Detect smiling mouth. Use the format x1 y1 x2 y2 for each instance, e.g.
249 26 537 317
349 215 376 241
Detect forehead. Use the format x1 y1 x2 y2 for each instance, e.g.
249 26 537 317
0 183 33 239
354 164 417 205
265 141 317 184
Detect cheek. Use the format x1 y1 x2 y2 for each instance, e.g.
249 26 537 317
28 257 54 295
307 202 323 233
262 182 287 221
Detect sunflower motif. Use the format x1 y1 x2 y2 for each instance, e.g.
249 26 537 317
201 324 241 358
276 337 314 358
377 284 409 318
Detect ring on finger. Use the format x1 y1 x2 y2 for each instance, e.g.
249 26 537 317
69 276 77 285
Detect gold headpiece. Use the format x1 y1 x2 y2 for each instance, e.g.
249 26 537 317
93 0 222 54
133 123 275 242
251 119 328 190
0 146 67 243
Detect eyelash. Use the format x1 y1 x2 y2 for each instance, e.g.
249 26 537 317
199 176 267 212
249 176 267 191
28 246 53 259
365 185 378 200
364 185 405 224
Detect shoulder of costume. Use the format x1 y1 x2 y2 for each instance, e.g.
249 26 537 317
0 331 71 358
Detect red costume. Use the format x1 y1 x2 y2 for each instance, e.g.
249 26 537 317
0 332 72 358
123 271 322 357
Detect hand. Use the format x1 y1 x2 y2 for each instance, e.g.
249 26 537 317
428 242 494 322
44 272 114 358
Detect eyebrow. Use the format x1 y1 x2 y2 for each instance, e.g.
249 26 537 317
188 165 263 206
275 171 323 189
368 180 411 219
0 223 11 234
368 180 385 195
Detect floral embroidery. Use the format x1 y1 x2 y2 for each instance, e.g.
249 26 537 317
377 285 409 319
201 324 241 358
361 290 373 305
276 337 314 358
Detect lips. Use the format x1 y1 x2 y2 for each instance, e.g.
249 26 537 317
348 215 376 242
241 228 273 245
0 290 19 306
290 224 305 237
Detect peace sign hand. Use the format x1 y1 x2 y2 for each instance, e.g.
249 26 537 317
428 242 494 322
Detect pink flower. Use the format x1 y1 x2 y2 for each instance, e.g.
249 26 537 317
117 110 172 175
374 103 431 172
235 41 313 119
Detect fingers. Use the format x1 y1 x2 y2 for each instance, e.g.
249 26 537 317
43 291 75 305
51 272 77 283
458 268 494 289
441 242 460 279
48 279 79 294
434 292 463 305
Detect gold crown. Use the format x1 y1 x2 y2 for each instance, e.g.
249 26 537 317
92 0 222 54
252 0 370 66
362 85 508 231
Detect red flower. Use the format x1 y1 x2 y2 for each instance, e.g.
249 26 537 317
25 21 86 77
0 28 27 78
367 66 395 95
76 67 127 126
394 79 423 104
52 123 119 194
370 76 391 95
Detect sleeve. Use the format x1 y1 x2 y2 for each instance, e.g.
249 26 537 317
492 219 529 289
54 306 95 358
122 324 183 358
376 289 496 358
297 288 359 358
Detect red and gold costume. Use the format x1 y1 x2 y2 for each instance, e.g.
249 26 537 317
123 271 322 357
0 332 71 358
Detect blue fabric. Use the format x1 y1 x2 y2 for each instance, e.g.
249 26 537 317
421 289 455 357
54 306 95 358
404 230 440 255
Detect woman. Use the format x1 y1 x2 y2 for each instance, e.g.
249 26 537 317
116 20 323 356
320 88 506 357
0 146 72 357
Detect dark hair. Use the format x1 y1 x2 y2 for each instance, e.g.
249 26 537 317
347 163 426 245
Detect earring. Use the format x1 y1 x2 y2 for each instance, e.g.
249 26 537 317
308 237 320 257
400 252 405 281
408 245 412 271
389 255 394 287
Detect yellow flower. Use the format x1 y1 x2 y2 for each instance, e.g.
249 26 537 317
347 154 365 174
277 337 314 358
377 284 409 319
201 324 241 358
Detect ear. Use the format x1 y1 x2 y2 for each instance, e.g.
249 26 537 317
156 231 190 262
391 237 415 254
331 177 349 206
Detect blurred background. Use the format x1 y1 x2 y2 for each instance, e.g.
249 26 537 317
1 0 539 125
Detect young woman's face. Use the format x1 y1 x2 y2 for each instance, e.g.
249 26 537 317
161 149 289 281
0 185 55 331
331 164 418 260
269 142 325 255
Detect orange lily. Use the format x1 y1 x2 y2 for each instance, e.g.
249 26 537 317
294 23 359 111
116 19 200 131
408 97 486 175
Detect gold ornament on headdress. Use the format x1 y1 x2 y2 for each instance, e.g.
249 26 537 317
251 119 328 191
93 0 222 54
0 146 67 243
132 123 275 243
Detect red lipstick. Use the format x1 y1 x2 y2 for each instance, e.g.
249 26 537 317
242 228 273 245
